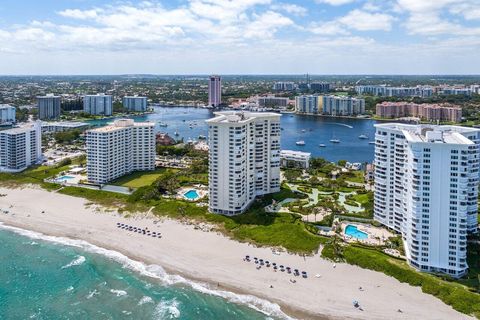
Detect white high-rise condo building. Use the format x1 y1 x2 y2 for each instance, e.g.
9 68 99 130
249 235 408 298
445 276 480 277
0 121 42 172
374 123 480 278
83 94 113 116
206 112 281 215
123 96 147 112
86 119 155 184
208 75 222 107
0 104 16 124
295 95 365 116
37 94 61 120
295 95 320 114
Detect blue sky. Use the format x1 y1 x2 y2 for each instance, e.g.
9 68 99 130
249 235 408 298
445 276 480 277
0 0 479 75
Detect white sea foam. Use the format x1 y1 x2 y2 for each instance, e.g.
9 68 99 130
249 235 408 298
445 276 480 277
86 289 99 299
110 289 128 297
139 296 154 306
0 222 294 320
154 298 181 319
61 255 86 269
66 286 74 292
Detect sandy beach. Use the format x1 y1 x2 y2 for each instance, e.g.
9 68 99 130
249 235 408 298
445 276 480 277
0 186 472 320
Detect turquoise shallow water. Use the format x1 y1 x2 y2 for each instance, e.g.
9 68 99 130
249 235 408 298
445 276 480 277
0 225 287 320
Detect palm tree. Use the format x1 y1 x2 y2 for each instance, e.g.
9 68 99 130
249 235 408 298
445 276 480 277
327 220 344 261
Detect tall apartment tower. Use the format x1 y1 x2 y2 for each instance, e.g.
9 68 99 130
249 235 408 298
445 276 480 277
295 95 320 114
37 94 61 120
208 75 222 107
206 112 281 215
123 96 147 112
83 94 113 116
0 121 42 172
374 123 480 278
0 104 16 124
86 119 155 184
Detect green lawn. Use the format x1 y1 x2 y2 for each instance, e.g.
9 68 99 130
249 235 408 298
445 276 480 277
343 170 365 183
0 164 69 188
110 169 173 188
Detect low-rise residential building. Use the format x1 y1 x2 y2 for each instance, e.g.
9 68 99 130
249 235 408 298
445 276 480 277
309 82 330 93
86 119 155 184
0 121 42 172
256 95 289 108
356 85 433 97
273 82 296 91
41 121 89 133
206 111 281 215
83 94 113 116
37 94 61 120
374 123 480 278
123 96 147 112
376 102 462 122
0 104 15 124
280 150 311 169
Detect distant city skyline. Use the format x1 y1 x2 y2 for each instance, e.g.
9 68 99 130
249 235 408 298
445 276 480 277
0 0 479 75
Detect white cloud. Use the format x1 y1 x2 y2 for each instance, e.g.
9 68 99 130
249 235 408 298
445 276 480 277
271 3 307 16
58 9 100 20
244 11 294 38
338 9 394 31
310 21 350 35
397 0 480 35
315 0 355 5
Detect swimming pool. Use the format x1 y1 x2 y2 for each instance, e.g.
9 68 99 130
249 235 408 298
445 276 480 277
345 225 368 240
56 175 75 182
184 189 200 200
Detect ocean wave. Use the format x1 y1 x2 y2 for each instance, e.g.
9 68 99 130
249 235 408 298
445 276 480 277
110 289 128 297
139 296 154 305
86 289 99 299
61 255 86 269
154 298 181 319
0 222 294 320
66 286 74 292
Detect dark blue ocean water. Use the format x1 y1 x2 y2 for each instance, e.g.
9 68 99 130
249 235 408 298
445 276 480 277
0 225 286 320
87 107 377 163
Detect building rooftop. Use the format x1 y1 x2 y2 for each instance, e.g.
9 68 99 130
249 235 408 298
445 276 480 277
88 119 154 133
375 123 479 145
37 94 60 98
0 104 14 109
41 121 88 127
1 122 39 134
280 150 311 157
206 111 281 124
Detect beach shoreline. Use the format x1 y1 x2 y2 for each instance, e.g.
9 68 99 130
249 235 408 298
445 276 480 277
0 186 473 320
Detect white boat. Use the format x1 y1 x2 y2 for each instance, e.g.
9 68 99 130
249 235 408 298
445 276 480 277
369 141 376 145
319 144 326 148
158 122 168 127
358 134 368 139
301 129 306 133
198 135 207 140
330 138 340 143
174 131 179 136
296 140 306 146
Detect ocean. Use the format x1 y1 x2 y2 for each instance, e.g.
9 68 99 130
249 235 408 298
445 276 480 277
87 106 378 163
0 224 289 320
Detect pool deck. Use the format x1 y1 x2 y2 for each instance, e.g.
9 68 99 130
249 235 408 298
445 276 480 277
341 222 396 246
177 185 208 201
